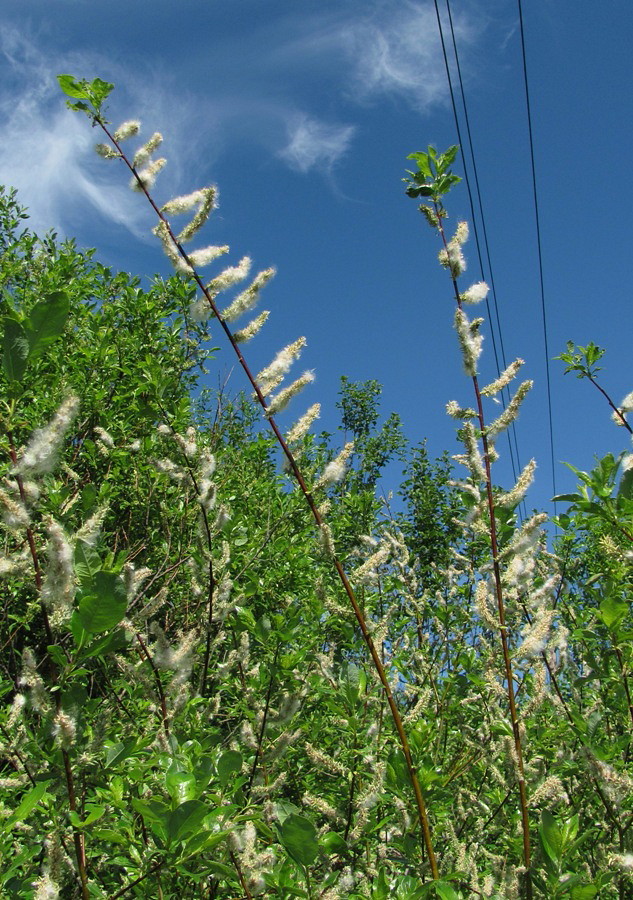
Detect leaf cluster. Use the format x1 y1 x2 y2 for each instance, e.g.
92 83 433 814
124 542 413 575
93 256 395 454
555 341 605 380
403 145 462 205
2 102 633 897
57 75 114 123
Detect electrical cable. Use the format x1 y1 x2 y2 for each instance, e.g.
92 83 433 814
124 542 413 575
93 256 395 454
517 0 558 501
433 0 522 496
444 0 525 508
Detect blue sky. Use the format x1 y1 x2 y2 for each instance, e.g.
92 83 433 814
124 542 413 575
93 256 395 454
1 0 632 518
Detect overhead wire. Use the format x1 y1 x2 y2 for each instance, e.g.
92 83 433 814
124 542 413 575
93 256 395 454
517 0 558 502
444 0 524 500
433 0 523 502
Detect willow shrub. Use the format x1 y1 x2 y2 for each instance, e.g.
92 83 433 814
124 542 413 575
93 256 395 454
0 75 632 898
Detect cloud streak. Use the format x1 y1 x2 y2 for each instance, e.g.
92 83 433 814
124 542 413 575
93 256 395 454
345 3 456 110
0 27 156 239
0 25 209 240
265 1 480 113
278 114 356 173
0 0 485 241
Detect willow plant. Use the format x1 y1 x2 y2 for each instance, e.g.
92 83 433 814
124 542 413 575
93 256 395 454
404 144 559 899
56 75 441 884
3 71 627 896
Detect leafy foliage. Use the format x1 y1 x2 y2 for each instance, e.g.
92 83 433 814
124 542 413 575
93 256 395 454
0 98 632 900
403 146 462 203
57 75 114 122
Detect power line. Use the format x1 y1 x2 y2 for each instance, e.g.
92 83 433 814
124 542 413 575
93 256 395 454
444 0 524 496
433 0 522 494
517 0 558 501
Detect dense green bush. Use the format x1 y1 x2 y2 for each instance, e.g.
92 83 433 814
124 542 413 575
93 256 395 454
1 78 632 899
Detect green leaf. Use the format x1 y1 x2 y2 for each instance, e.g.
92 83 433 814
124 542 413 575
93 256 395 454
77 571 127 633
233 526 248 546
393 875 426 898
279 813 320 867
92 828 129 845
371 869 390 899
406 152 432 177
341 662 363 705
561 813 579 846
105 739 138 768
131 797 169 828
539 810 563 863
217 750 243 788
407 185 434 198
570 885 598 899
273 800 301 824
25 292 69 362
177 827 228 856
91 78 115 103
68 100 90 114
167 799 208 844
166 773 197 805
387 747 410 789
79 626 127 659
598 596 628 630
2 317 29 382
437 144 459 171
434 883 459 900
46 644 67 668
552 512 571 529
4 781 50 829
436 173 462 194
57 75 113 120
1 845 35 880
74 539 102 580
319 831 348 855
57 75 89 99
255 615 271 643
69 805 105 828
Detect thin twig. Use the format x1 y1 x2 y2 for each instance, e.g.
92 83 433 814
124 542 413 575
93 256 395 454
94 117 440 880
135 630 170 739
435 207 533 898
4 432 90 898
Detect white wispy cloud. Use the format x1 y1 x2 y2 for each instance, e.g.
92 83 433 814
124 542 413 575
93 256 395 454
0 95 151 240
278 114 356 173
345 4 451 109
0 0 485 239
340 2 479 112
265 1 480 113
0 28 125 236
255 1 482 170
0 25 203 240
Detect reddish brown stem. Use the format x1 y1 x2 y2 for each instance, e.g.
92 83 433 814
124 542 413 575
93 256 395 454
4 431 90 897
435 206 533 897
6 431 55 646
587 375 633 436
135 630 170 739
96 119 439 880
62 747 89 898
245 641 280 799
229 850 254 900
